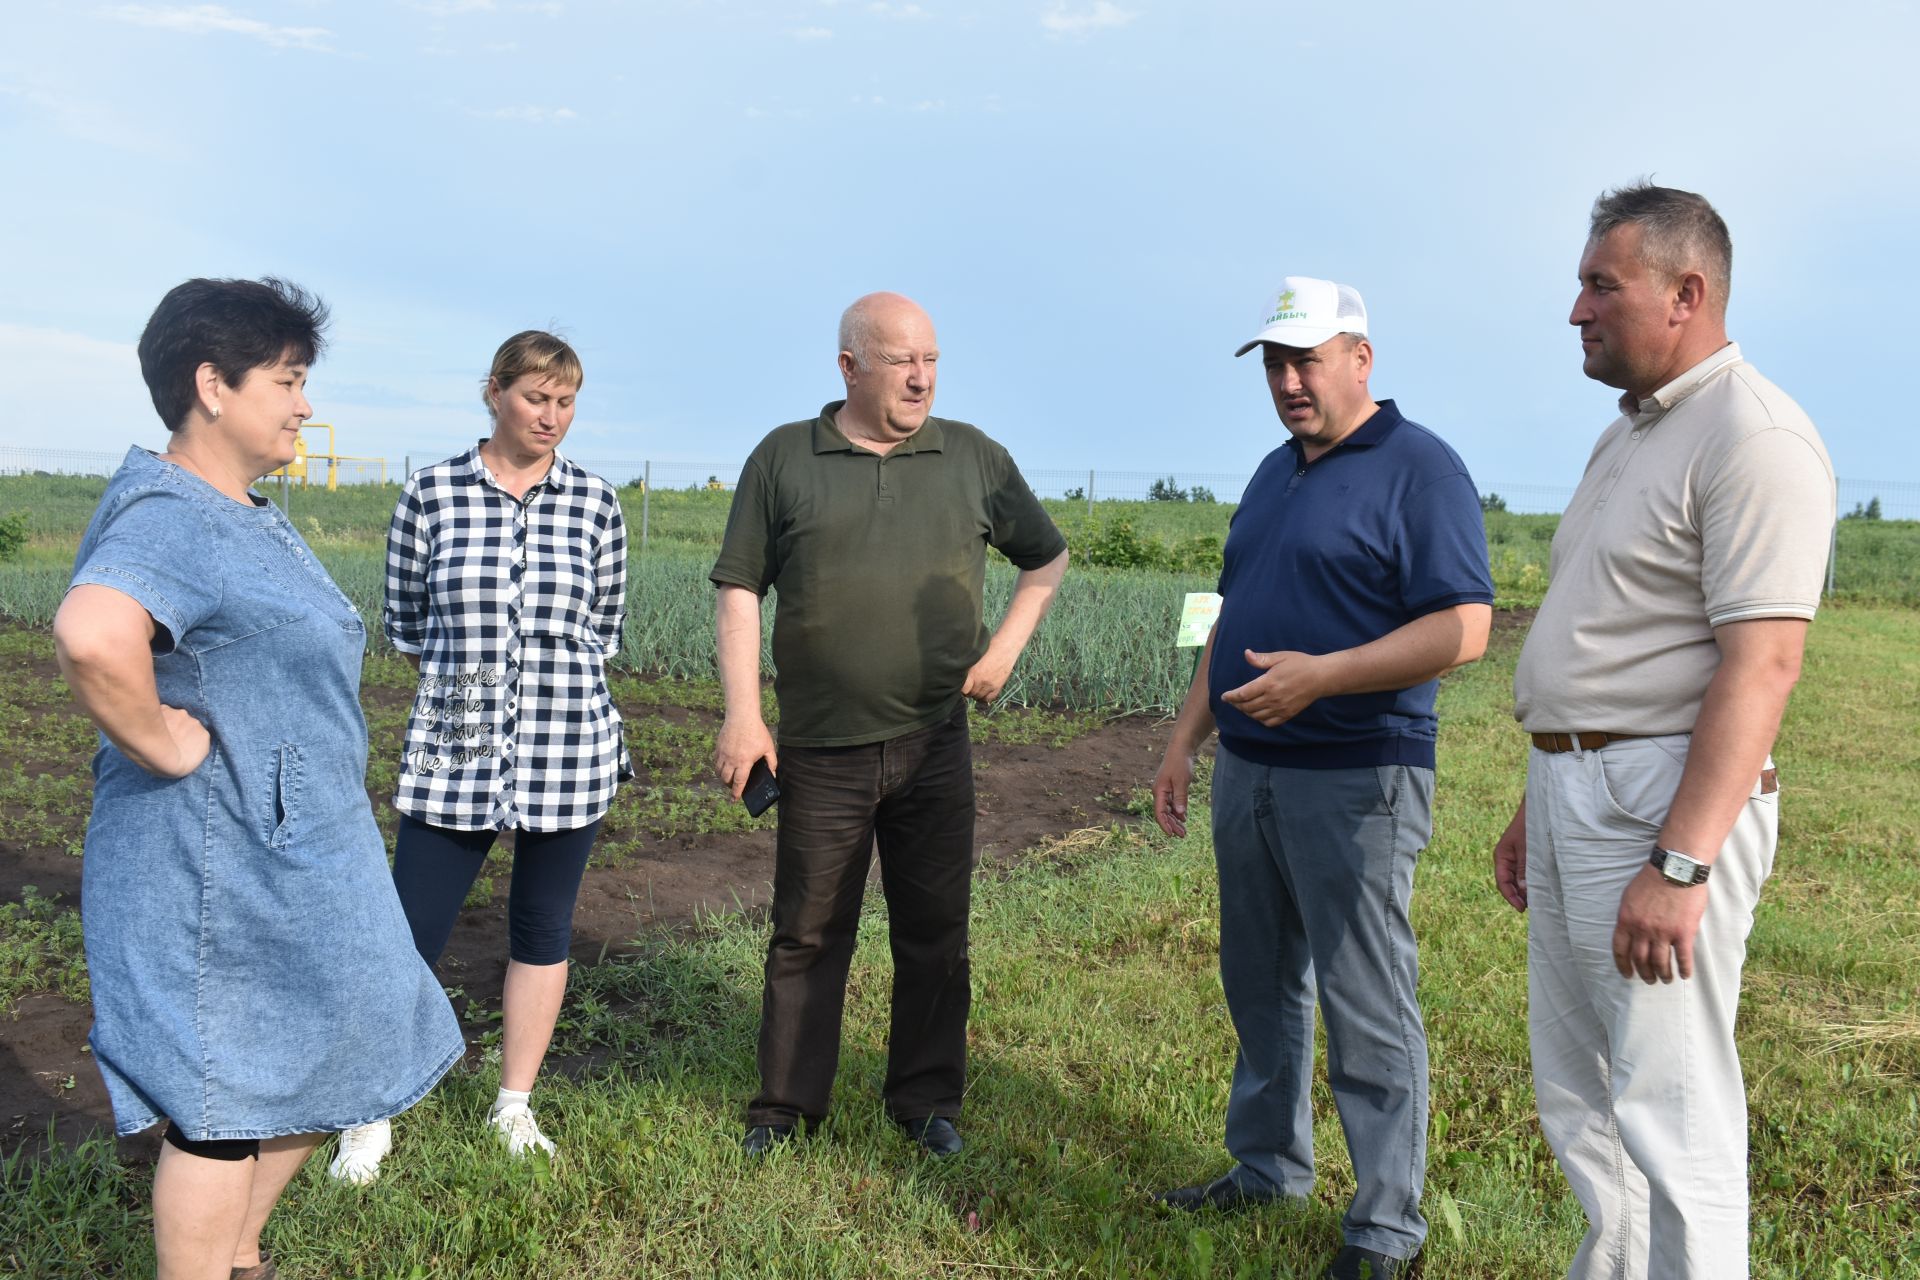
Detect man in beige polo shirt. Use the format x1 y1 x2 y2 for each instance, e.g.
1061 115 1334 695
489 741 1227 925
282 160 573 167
1494 183 1834 1279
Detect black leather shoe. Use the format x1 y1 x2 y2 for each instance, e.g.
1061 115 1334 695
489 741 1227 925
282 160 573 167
742 1123 796 1158
1151 1172 1297 1212
1323 1244 1415 1279
897 1115 963 1157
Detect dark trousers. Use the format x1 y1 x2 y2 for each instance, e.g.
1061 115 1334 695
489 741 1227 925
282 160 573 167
390 815 600 966
748 701 976 1127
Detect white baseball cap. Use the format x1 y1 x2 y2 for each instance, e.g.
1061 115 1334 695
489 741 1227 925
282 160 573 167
1234 276 1369 356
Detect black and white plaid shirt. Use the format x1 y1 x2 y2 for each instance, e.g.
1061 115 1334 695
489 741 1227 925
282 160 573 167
384 444 630 832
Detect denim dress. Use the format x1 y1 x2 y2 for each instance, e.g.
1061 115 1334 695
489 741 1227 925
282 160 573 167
70 448 464 1140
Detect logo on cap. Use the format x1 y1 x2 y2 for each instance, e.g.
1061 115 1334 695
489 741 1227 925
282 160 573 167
1266 286 1309 325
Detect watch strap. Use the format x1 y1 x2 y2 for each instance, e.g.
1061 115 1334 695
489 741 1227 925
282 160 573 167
1650 846 1712 885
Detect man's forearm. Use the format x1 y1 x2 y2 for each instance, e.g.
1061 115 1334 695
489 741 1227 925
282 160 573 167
714 584 766 721
986 548 1068 657
1167 626 1219 754
1316 603 1491 697
1656 618 1806 862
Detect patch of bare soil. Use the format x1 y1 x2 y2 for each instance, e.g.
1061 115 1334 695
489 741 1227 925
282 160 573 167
0 657 1187 1159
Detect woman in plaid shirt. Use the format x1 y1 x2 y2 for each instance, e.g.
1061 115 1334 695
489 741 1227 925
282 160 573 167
332 331 630 1181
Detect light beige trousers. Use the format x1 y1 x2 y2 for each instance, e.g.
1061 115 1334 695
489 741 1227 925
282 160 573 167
1525 735 1776 1280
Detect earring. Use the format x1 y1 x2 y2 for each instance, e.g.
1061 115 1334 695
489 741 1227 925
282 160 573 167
210 406 222 419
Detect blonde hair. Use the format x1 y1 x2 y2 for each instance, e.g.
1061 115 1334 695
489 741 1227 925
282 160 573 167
483 330 584 417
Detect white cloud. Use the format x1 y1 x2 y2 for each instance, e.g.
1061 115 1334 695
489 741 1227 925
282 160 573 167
102 4 334 51
790 25 833 39
1040 1 1136 36
867 2 929 18
470 104 579 122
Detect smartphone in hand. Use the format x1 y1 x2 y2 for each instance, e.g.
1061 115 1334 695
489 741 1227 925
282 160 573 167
743 757 780 817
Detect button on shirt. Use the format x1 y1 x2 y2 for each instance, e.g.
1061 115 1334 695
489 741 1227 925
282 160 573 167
384 445 631 832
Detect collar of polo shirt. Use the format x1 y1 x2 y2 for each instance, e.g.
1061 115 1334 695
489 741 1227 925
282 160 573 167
811 401 947 456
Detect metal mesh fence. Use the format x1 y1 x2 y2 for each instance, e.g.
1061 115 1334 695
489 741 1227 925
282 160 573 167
1836 479 1920 521
294 457 390 486
0 447 395 486
566 460 740 491
0 446 126 478
1023 468 1253 505
14 444 1916 521
4 446 1916 598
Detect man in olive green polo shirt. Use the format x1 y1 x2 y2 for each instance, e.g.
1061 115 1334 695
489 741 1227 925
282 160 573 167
711 291 1068 1158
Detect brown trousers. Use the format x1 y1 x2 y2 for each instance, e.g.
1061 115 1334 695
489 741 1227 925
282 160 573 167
748 701 976 1127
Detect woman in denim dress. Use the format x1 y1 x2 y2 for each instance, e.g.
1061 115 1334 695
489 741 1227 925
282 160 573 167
53 278 464 1280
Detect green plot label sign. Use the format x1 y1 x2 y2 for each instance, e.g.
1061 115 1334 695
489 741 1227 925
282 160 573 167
1175 592 1221 648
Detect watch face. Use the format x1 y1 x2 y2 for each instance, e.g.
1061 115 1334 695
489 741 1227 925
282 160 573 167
1662 852 1696 883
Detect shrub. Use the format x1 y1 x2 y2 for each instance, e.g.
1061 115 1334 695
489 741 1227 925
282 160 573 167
0 513 26 563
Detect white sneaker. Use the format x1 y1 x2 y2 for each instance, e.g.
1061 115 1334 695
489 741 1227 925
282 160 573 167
488 1101 557 1158
327 1119 392 1185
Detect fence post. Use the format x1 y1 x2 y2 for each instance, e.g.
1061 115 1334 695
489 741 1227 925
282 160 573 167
404 455 410 481
1087 469 1095 515
641 461 651 552
1827 520 1838 597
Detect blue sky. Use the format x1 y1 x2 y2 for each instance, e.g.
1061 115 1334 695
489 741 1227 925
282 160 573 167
3 0 1916 503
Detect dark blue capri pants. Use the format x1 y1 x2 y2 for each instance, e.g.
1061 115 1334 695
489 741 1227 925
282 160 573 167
390 815 601 966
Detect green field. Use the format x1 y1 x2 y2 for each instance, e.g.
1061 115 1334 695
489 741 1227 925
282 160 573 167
5 478 1919 698
3 613 1915 1277
0 475 1916 1277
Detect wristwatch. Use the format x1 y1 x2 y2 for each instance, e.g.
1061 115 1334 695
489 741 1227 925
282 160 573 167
1650 846 1712 886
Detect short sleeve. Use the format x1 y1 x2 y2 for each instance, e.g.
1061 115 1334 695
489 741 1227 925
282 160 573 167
710 456 779 593
985 450 1068 571
1396 470 1495 615
1700 428 1836 625
69 488 221 653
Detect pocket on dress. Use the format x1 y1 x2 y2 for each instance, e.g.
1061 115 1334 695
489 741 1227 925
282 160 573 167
265 743 303 849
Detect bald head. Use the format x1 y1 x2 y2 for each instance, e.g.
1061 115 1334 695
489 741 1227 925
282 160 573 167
839 292 932 371
835 291 939 444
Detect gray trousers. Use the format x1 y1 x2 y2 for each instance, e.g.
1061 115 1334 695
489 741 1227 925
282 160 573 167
1210 747 1433 1260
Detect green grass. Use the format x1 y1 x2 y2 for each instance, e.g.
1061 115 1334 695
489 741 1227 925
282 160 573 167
8 477 1917 613
0 886 89 1012
3 608 1916 1277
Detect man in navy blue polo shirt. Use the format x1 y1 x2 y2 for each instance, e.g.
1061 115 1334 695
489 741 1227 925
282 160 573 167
1150 276 1494 1280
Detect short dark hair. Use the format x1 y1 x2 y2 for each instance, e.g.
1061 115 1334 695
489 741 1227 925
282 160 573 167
137 278 330 431
1588 180 1732 312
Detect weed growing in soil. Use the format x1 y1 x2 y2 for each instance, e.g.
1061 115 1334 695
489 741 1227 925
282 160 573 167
0 887 88 1012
